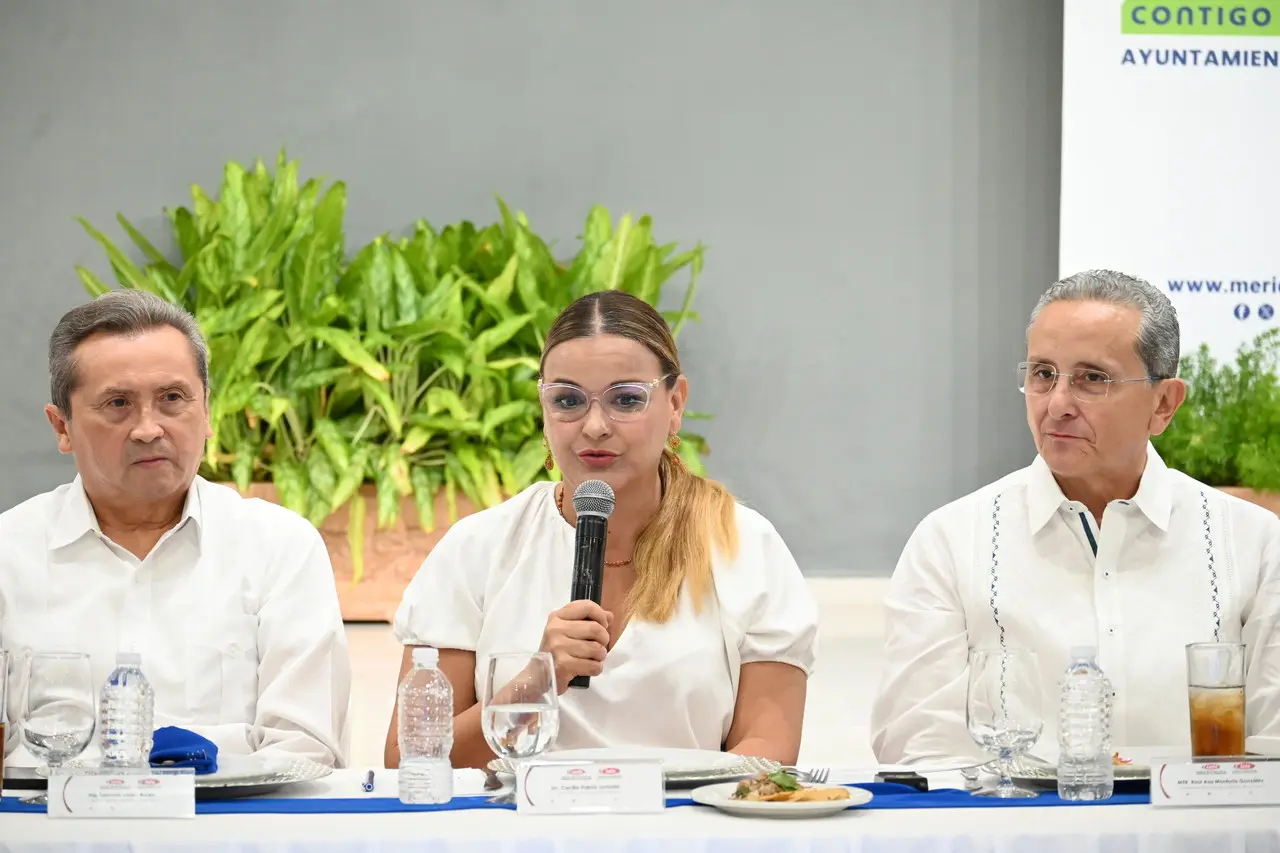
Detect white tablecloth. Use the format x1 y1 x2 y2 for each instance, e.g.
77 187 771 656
4 769 1279 853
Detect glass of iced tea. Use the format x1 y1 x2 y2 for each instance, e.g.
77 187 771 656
1186 642 1246 757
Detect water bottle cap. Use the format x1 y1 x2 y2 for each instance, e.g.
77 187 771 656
1069 646 1097 660
116 652 142 666
412 647 439 668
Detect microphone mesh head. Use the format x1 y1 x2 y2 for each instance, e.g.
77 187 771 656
573 480 616 518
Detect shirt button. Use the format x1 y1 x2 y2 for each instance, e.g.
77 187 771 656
1107 628 1116 635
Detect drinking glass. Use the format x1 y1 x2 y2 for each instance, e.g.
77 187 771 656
22 653 96 772
481 652 559 790
966 647 1043 798
1186 642 1247 757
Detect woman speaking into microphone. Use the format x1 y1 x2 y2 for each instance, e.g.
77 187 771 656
385 291 817 769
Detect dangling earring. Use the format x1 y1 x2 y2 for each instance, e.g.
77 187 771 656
668 434 681 451
543 436 554 471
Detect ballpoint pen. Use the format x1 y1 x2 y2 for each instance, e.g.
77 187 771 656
362 770 375 792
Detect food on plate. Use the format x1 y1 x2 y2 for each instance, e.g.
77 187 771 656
1112 752 1133 765
731 771 852 802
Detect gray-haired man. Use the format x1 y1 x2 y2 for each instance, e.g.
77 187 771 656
871 270 1280 765
0 290 351 768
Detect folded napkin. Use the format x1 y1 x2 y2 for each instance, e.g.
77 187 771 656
150 726 219 775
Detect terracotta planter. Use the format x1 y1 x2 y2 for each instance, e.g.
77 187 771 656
220 483 478 623
1218 487 1280 517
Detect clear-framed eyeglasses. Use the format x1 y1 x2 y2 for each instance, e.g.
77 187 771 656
538 375 672 423
1016 362 1165 401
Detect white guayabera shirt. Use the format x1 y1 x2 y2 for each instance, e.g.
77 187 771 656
871 444 1280 765
0 476 352 767
393 481 819 752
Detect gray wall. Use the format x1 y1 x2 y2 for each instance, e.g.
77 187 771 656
0 0 1060 576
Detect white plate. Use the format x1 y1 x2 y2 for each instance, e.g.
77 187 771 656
487 747 779 786
690 781 873 819
193 753 332 789
35 753 332 796
1007 752 1150 787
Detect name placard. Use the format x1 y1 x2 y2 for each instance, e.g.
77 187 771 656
1151 757 1280 807
515 758 665 815
47 768 196 819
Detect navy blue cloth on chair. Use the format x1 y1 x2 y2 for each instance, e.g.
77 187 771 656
150 726 219 775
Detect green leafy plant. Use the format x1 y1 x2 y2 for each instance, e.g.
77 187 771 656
1153 328 1280 490
76 151 711 580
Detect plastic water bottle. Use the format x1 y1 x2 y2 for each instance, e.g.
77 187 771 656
1057 646 1114 801
99 652 155 768
397 647 454 804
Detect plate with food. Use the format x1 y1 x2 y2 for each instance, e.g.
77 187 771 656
691 770 873 819
487 747 780 788
1010 752 1150 788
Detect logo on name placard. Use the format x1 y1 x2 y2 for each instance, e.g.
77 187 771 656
107 778 126 786
1235 762 1256 769
567 768 586 776
1203 763 1222 770
601 767 621 775
139 778 161 786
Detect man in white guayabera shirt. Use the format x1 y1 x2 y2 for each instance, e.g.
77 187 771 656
0 290 351 767
871 269 1280 765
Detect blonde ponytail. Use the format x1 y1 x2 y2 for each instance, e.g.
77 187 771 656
627 448 739 622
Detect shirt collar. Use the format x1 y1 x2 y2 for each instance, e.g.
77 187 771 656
47 475 205 551
1025 442 1172 535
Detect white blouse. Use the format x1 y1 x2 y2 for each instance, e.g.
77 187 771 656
393 481 818 752
871 444 1280 766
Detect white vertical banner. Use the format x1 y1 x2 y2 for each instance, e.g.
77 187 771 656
1060 1 1280 356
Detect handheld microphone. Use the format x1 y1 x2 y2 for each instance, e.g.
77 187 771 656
568 479 615 689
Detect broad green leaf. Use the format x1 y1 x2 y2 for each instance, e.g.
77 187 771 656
444 468 459 525
382 442 413 496
309 327 390 381
292 366 355 392
76 218 147 289
312 418 351 470
191 184 218 232
231 440 255 492
229 316 275 379
469 313 533 361
200 289 283 337
330 446 371 513
512 437 548 487
487 356 540 373
487 255 518 304
410 465 437 532
390 246 419 326
347 491 366 584
425 387 472 420
171 207 202 258
271 458 310 520
75 265 110 297
219 162 252 270
374 464 400 529
401 426 433 455
670 248 703 339
489 446 518 498
360 374 403 437
481 400 537 439
116 214 175 272
407 414 482 435
306 450 338 505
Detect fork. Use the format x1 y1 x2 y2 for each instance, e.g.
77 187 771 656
782 766 829 784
